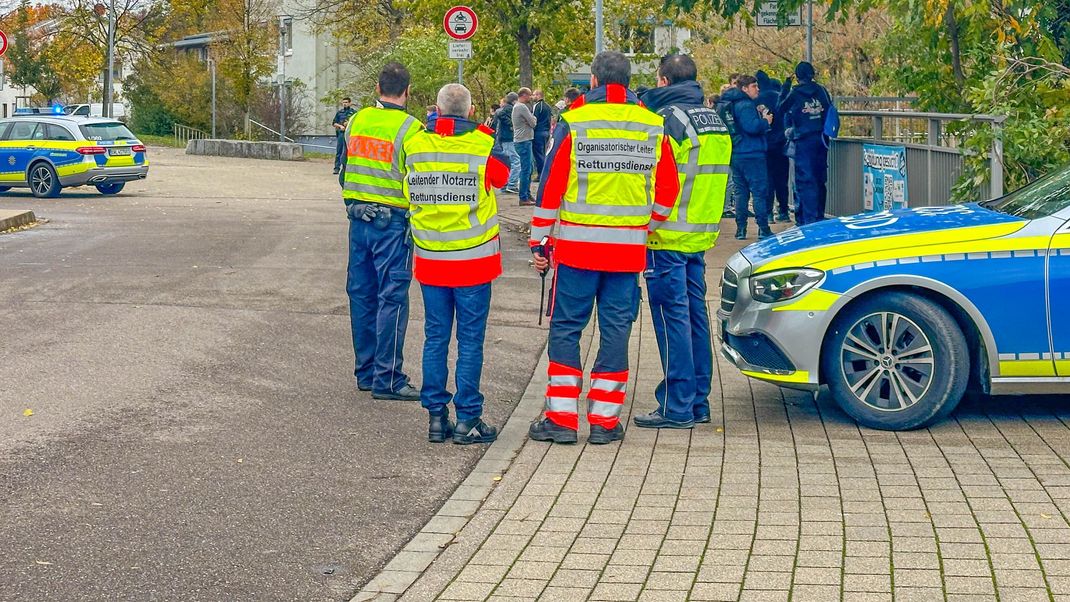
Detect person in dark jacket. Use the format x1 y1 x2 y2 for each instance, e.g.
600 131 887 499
531 90 553 182
717 75 773 240
755 71 790 223
494 92 520 193
331 97 356 174
778 61 833 225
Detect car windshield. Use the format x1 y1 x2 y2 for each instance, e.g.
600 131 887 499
78 122 137 142
982 165 1070 219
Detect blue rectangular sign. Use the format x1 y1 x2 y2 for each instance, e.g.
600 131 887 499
862 143 908 212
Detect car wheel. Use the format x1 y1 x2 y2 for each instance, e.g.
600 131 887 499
28 162 61 198
822 292 969 430
96 182 125 195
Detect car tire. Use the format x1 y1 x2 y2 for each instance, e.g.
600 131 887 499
96 182 125 195
822 292 970 430
28 162 61 198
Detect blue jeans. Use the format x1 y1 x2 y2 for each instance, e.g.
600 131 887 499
420 282 492 422
501 141 521 190
346 203 413 393
515 140 533 201
794 136 829 225
732 157 770 231
335 131 346 170
644 250 713 422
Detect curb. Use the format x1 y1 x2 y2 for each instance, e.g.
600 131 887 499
0 210 36 232
350 350 550 602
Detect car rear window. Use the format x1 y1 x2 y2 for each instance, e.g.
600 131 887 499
982 166 1070 219
78 122 137 142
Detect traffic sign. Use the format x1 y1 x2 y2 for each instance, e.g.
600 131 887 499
444 6 477 40
448 41 472 60
0 31 8 57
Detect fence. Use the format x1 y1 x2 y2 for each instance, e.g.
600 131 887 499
173 124 209 147
826 110 1005 217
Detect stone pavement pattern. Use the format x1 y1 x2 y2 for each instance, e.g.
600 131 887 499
358 221 1070 602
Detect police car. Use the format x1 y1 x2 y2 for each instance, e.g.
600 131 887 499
719 166 1070 430
0 113 148 198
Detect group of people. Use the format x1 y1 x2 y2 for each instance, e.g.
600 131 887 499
482 88 563 206
336 51 831 446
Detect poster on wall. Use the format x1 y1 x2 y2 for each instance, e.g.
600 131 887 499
862 143 908 211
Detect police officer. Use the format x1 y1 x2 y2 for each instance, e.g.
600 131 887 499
340 62 421 401
332 97 356 174
635 54 731 429
402 83 510 444
528 51 680 445
778 61 833 225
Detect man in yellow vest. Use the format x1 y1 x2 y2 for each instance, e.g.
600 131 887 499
402 83 510 444
635 54 732 429
528 51 680 445
340 62 421 401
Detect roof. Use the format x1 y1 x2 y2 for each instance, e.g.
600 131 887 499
1 115 126 126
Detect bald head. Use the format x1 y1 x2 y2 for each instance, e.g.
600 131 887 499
436 83 472 117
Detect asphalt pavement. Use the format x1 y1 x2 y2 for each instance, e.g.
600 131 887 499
0 147 547 600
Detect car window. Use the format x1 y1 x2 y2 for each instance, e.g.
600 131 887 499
4 121 39 141
78 122 136 142
982 165 1070 219
32 124 48 140
44 124 76 141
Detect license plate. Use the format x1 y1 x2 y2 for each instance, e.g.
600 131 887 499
108 147 132 156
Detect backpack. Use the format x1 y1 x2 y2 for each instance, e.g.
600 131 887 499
822 88 839 147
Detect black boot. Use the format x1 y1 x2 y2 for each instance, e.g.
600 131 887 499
735 225 747 240
758 227 775 240
528 417 578 444
589 423 625 445
453 418 498 445
428 410 454 443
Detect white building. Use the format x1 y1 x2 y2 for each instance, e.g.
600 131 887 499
276 9 357 135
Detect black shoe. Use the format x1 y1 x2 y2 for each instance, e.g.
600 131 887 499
429 411 455 443
776 212 790 223
735 226 747 240
589 423 625 445
758 228 775 240
722 209 736 219
694 413 711 424
372 384 420 401
453 418 498 445
633 410 695 429
528 418 578 444
332 168 340 174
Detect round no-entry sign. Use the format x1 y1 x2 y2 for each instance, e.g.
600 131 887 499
444 6 477 41
0 31 8 57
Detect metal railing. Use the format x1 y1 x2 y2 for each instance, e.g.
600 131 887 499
827 110 1005 217
248 119 295 143
173 124 209 147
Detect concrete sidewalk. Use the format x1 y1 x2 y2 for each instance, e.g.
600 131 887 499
355 211 1070 602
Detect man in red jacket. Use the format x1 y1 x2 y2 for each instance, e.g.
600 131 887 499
528 51 680 445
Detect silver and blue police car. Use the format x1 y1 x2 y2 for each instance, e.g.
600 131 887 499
719 166 1070 430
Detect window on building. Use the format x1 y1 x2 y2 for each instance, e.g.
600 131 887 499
280 17 293 56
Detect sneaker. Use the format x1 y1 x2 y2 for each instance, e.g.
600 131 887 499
428 410 455 443
722 209 736 219
332 168 339 174
453 418 498 445
372 384 420 401
735 226 747 240
776 212 790 223
693 412 712 424
633 410 695 430
503 187 519 194
758 228 775 240
528 418 578 444
589 423 625 445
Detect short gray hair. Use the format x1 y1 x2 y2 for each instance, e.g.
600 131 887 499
505 92 519 104
436 83 472 117
592 51 631 87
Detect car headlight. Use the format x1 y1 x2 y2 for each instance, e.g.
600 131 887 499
749 268 825 304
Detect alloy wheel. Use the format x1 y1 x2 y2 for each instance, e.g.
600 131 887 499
840 311 935 412
31 166 54 196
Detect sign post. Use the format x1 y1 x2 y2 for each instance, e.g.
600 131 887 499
444 6 477 85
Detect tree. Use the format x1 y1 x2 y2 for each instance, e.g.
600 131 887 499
208 0 277 135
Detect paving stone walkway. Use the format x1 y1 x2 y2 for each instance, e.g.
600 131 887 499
355 213 1070 602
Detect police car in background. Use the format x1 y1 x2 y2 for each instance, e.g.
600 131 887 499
0 112 148 198
719 165 1070 430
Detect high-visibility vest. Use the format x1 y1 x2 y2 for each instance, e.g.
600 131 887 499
402 125 501 287
647 105 732 253
553 99 666 271
343 106 419 209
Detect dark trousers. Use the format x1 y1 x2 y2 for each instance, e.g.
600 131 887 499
346 203 413 393
516 140 533 202
420 282 492 422
335 132 346 171
766 150 790 218
644 250 713 422
794 136 829 225
732 157 770 231
533 130 550 178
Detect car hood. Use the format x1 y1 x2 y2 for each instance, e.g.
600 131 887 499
742 204 1028 273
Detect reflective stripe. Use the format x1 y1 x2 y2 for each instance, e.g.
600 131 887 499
550 375 582 387
670 106 701 147
533 206 558 220
569 120 662 138
590 378 627 393
530 225 554 242
657 221 721 233
558 223 648 245
345 163 397 179
343 181 405 199
392 116 417 167
562 200 652 217
412 215 499 243
546 396 579 412
406 151 486 168
588 400 624 418
652 202 673 218
695 164 732 175
413 237 500 260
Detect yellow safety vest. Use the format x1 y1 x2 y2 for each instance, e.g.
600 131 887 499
559 101 666 228
343 106 419 209
647 105 732 253
402 127 500 262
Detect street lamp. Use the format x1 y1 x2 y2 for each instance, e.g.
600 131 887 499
94 1 116 118
208 57 216 138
